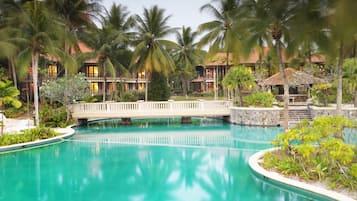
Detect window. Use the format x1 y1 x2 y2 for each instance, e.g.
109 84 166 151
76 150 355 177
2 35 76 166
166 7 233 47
48 64 57 78
89 82 99 94
86 65 99 77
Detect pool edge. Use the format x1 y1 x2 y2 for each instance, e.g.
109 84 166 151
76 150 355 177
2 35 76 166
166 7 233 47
0 126 75 154
249 148 356 201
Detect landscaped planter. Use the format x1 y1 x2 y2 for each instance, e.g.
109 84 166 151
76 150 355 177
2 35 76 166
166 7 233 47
0 127 75 154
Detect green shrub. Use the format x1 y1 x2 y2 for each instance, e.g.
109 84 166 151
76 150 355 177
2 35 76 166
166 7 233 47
267 116 357 190
120 91 145 102
243 92 276 107
0 127 59 146
4 106 28 118
40 104 71 128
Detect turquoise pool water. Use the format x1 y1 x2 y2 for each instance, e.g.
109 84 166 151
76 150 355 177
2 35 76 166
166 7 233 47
0 118 333 201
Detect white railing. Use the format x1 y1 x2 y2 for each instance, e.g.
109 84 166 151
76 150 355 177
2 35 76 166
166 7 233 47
71 100 232 119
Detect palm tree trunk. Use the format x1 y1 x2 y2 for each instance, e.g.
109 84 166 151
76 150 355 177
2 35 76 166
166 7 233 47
237 87 243 107
225 50 229 99
276 41 289 132
102 65 106 102
182 78 187 98
9 57 18 90
336 41 344 115
145 70 149 101
32 51 40 127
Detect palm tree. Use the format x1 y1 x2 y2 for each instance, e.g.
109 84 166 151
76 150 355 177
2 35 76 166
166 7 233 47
131 5 176 101
92 25 128 102
288 0 329 73
242 0 297 131
239 0 272 79
199 0 243 98
172 26 204 98
325 0 357 115
45 0 101 75
16 1 62 126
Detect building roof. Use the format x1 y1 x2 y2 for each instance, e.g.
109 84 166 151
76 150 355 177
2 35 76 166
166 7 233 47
204 47 325 66
259 68 327 86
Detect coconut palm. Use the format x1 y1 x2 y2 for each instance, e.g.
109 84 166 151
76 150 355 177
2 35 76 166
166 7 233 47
199 0 244 98
242 0 297 131
45 0 101 75
324 0 357 115
288 0 330 73
172 26 204 98
92 25 128 102
239 0 272 78
131 5 176 101
15 1 62 126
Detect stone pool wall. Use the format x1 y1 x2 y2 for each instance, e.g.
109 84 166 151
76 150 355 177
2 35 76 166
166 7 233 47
309 106 357 120
230 107 282 126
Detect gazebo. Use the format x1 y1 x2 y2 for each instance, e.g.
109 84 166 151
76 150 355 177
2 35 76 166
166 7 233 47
259 68 327 103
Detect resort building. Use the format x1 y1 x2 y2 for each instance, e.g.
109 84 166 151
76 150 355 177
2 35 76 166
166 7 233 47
191 47 326 94
42 42 146 96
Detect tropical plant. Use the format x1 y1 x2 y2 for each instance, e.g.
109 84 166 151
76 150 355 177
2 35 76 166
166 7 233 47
131 5 176 101
222 66 255 106
243 91 276 107
267 116 357 190
311 83 333 106
172 26 204 98
0 79 22 135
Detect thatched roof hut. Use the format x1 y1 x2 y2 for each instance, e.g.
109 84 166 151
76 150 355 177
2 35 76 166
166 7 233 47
259 68 326 86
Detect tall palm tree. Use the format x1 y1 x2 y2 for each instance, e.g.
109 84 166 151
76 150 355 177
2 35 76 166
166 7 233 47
325 0 357 115
16 0 62 126
172 26 204 98
288 0 329 72
92 25 128 102
244 0 297 132
131 5 176 101
199 0 243 98
239 0 272 78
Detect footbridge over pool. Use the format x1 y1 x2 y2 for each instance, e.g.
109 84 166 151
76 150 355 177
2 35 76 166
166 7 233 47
71 100 233 125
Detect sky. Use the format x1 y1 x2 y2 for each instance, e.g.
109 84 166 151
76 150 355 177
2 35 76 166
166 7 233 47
101 0 213 31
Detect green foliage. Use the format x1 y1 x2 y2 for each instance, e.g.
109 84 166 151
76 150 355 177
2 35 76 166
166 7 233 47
311 83 333 106
4 106 28 118
267 116 357 190
243 92 276 107
40 104 71 128
0 127 59 146
148 71 170 101
120 91 145 102
0 79 22 109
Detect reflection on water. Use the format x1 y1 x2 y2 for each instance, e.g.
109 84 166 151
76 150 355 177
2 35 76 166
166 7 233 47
0 118 331 201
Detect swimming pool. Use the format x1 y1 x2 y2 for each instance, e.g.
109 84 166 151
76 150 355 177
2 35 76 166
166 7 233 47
0 118 332 201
